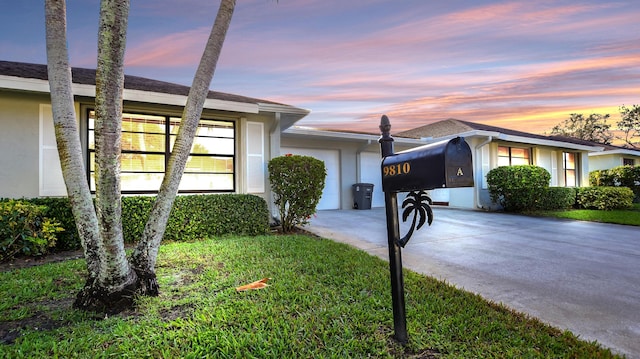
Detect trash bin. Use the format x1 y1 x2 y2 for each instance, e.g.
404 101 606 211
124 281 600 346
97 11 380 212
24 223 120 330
352 183 374 209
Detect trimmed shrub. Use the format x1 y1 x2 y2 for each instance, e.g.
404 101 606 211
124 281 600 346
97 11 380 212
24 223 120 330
269 154 326 233
0 200 64 260
1 194 270 252
577 187 633 210
540 187 577 210
590 165 640 203
163 194 270 241
486 165 551 212
124 194 271 242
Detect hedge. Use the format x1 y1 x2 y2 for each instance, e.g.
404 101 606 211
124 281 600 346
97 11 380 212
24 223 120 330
540 187 577 210
1 194 270 252
576 187 634 210
590 165 640 203
486 165 551 212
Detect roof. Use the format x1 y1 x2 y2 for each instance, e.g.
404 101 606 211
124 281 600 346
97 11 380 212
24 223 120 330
0 60 309 130
397 118 549 140
583 141 640 157
283 126 426 146
396 118 604 152
545 134 640 157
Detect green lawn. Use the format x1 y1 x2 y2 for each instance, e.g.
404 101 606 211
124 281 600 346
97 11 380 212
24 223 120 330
0 235 620 358
536 203 640 226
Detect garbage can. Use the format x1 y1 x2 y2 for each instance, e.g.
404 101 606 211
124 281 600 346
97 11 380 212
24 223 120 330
352 183 374 209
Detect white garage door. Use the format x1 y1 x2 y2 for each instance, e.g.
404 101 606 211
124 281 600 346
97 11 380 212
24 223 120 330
360 152 384 208
281 147 340 210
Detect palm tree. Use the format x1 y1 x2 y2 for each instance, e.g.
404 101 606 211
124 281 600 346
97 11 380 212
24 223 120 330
397 190 433 247
45 0 236 312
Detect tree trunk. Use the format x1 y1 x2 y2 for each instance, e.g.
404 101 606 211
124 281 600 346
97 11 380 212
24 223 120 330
45 0 236 312
45 0 102 294
131 0 236 293
75 0 138 311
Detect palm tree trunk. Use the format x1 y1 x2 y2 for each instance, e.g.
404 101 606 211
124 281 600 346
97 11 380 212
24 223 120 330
74 0 138 312
44 0 102 286
131 0 236 293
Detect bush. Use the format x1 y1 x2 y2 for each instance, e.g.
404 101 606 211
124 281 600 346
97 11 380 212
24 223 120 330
123 194 271 242
590 165 640 203
0 200 64 260
486 165 551 212
28 197 79 250
121 196 156 243
163 194 270 241
540 187 577 210
1 194 270 252
576 187 633 210
269 154 326 232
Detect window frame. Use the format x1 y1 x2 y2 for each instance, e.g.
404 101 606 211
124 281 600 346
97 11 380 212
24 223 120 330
563 152 578 187
86 109 236 194
497 145 532 166
623 158 635 166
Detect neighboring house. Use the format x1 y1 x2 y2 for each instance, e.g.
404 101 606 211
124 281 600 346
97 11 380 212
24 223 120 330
587 143 640 171
0 60 309 219
396 119 604 210
284 119 605 211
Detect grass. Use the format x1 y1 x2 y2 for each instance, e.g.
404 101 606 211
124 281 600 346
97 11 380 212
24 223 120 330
535 203 640 226
1 235 621 358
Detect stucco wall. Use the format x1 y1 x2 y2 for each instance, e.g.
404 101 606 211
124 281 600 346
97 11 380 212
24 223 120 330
589 155 623 171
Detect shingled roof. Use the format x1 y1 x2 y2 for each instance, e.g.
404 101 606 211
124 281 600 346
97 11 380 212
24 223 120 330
395 118 552 141
394 118 604 152
0 60 285 107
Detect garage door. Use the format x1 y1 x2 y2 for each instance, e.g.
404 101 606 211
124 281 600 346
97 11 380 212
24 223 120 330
360 152 384 208
280 147 340 210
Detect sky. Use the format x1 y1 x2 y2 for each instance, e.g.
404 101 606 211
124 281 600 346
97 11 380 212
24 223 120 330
1 0 639 137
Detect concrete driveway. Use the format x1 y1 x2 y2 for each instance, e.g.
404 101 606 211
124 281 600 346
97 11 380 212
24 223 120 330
305 207 640 358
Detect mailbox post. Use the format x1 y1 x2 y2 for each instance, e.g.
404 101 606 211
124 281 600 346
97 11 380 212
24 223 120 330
378 115 473 344
378 115 408 343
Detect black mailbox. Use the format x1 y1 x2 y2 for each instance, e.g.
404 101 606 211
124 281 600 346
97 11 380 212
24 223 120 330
381 137 473 192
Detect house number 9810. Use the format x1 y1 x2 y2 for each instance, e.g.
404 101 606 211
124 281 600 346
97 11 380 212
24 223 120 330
383 162 411 177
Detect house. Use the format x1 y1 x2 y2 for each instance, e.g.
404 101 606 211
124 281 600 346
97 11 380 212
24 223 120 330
4 59 626 214
283 118 605 211
0 60 308 219
394 119 607 209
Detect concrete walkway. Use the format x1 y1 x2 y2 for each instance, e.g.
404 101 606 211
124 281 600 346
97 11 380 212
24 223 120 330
305 207 640 358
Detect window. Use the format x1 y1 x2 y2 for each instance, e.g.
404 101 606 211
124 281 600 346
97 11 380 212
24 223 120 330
564 152 577 187
497 146 531 166
88 111 235 193
623 158 635 166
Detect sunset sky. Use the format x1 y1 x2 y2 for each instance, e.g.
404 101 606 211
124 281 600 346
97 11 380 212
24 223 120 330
2 1 639 136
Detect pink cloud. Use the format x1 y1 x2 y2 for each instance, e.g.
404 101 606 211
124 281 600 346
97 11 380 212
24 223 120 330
124 28 210 67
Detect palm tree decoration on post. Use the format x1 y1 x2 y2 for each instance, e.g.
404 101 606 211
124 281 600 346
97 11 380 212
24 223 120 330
398 190 433 247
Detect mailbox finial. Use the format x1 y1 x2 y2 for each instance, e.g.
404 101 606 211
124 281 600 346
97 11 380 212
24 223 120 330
380 115 391 135
379 115 394 157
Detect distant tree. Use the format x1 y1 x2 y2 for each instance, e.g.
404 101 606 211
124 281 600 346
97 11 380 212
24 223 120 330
550 113 613 144
617 105 640 149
